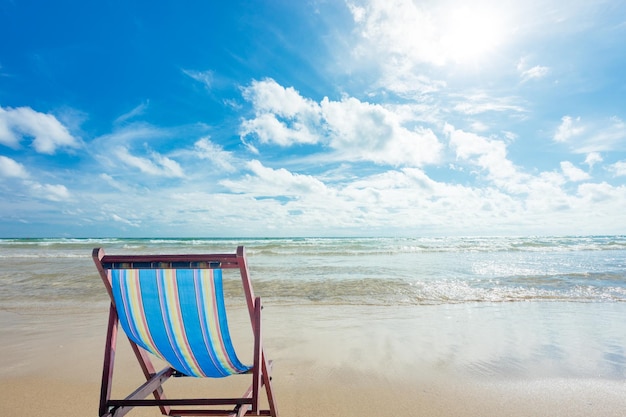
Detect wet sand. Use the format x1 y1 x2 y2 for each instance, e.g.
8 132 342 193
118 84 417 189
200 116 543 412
1 301 626 416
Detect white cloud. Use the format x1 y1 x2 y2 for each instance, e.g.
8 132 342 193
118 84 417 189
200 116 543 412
470 121 490 132
0 111 19 147
581 116 626 152
193 137 237 172
111 213 140 227
445 124 519 185
560 161 590 182
607 161 626 177
28 182 71 201
554 115 626 152
0 155 71 203
341 0 515 100
99 173 127 191
347 0 509 66
321 96 442 166
240 79 443 167
240 79 322 146
0 155 29 178
517 58 549 82
576 182 622 204
554 115 584 142
453 93 526 115
115 147 185 178
521 65 549 82
222 159 330 197
443 124 581 207
115 101 149 125
183 69 214 89
240 112 320 146
584 152 603 168
376 69 446 98
0 106 80 154
243 78 319 117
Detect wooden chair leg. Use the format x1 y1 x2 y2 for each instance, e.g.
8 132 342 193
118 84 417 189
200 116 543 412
99 304 118 417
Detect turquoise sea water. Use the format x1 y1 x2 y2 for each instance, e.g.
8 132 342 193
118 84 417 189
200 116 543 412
1 236 625 306
2 236 626 383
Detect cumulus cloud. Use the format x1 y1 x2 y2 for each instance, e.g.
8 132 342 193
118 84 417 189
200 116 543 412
240 78 443 166
240 112 320 146
0 155 29 178
240 79 322 146
0 106 80 154
584 152 603 168
607 161 626 177
222 159 329 197
445 124 519 185
554 115 584 143
560 161 590 182
443 124 575 207
321 96 442 165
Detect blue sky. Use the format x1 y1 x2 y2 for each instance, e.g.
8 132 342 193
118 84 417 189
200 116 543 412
1 0 625 237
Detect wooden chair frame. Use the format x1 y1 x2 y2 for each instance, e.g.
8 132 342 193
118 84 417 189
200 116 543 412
93 246 278 417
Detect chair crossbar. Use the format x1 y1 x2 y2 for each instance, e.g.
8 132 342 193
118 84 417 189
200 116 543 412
100 254 240 269
102 261 223 269
109 398 254 407
168 410 273 416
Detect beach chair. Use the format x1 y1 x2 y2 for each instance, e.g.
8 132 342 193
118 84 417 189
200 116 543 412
93 246 278 417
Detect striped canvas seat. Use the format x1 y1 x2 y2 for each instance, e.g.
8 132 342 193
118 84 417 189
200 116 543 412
93 246 278 417
110 268 250 377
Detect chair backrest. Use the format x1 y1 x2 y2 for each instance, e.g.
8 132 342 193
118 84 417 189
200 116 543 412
94 248 258 378
110 267 249 377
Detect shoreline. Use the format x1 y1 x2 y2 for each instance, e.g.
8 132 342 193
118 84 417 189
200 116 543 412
2 302 626 416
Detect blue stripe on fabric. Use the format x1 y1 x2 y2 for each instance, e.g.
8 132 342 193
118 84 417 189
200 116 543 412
111 270 157 355
153 269 195 376
189 271 221 375
110 268 250 378
211 270 250 374
111 270 144 351
192 269 250 376
177 270 224 377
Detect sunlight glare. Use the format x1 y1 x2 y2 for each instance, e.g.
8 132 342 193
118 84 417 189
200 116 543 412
439 7 506 64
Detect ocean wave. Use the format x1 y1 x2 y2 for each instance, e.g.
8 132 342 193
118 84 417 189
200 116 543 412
3 272 625 306
222 273 626 306
2 236 625 307
247 236 626 255
1 236 625 255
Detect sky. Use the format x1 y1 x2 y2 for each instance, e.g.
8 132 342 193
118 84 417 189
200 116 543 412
0 0 625 238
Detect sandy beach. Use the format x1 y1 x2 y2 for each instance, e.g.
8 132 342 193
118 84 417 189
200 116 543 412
2 300 626 417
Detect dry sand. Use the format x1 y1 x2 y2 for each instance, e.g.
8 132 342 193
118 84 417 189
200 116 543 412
1 302 626 417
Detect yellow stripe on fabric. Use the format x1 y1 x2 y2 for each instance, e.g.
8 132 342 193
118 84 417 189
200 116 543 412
124 269 160 355
161 269 204 377
199 269 238 374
